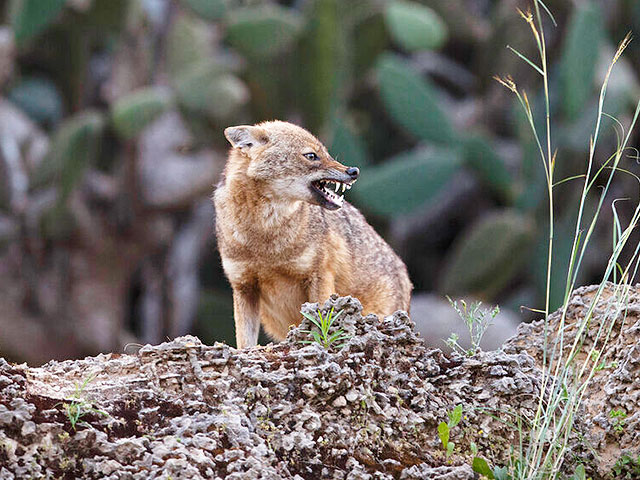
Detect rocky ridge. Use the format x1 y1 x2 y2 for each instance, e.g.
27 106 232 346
0 286 639 479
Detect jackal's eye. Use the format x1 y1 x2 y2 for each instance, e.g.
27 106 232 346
303 152 319 161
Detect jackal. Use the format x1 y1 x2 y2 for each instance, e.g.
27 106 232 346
214 121 412 348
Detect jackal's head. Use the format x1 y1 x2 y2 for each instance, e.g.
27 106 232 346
224 121 359 210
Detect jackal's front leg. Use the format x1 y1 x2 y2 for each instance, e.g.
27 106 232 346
232 284 260 349
309 271 336 305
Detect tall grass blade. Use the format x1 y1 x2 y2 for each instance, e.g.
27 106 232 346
506 46 544 76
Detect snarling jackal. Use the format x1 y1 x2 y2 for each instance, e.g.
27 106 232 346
214 121 412 348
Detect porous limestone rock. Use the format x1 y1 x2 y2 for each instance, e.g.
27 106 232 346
0 285 638 479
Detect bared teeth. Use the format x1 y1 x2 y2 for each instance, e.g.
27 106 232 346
315 180 349 204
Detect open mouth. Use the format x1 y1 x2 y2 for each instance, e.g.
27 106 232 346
310 179 354 210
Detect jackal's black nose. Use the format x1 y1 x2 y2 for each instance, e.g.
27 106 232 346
346 167 359 179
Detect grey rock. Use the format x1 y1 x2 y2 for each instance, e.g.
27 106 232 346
0 287 638 479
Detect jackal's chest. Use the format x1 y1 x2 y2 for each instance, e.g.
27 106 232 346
258 273 308 330
220 243 317 286
221 253 311 330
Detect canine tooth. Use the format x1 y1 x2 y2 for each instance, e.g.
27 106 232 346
334 182 340 192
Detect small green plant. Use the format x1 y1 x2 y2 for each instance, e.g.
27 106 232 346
438 404 462 459
445 297 500 356
591 351 618 372
612 454 640 479
609 409 627 434
60 374 108 431
299 307 349 349
568 465 587 480
594 360 617 372
471 458 589 480
472 456 510 480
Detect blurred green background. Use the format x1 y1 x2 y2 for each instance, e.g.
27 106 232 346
1 0 640 364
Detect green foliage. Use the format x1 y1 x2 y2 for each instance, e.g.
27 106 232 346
180 0 227 21
493 466 510 480
351 12 388 76
7 77 64 126
10 0 66 45
592 349 617 372
609 409 627 434
351 147 462 217
297 0 344 132
376 53 456 144
225 5 303 58
560 2 604 120
569 465 586 480
472 457 513 480
384 0 447 52
612 454 640 479
330 117 368 167
299 307 349 350
448 404 462 427
441 211 532 297
82 0 129 32
174 61 248 121
472 457 495 479
437 404 462 459
462 136 513 200
446 298 499 356
166 13 214 77
111 87 173 139
437 422 449 451
33 111 104 201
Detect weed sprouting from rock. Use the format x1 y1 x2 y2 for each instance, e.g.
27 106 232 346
446 297 499 356
59 375 108 431
299 307 350 350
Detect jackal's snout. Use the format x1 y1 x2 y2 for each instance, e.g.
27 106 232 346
324 157 359 181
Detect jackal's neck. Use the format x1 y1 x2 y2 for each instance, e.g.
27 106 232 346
224 150 251 186
222 151 307 231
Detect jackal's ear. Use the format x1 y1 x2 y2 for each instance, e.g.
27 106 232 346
224 125 268 149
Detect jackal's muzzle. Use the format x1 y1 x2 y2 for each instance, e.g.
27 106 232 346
309 170 358 210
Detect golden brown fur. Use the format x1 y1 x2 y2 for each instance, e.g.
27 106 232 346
214 120 412 348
